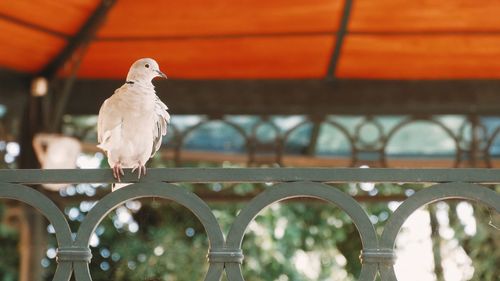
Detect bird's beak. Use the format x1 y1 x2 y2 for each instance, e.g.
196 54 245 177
156 70 167 79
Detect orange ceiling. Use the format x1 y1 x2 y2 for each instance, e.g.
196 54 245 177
97 0 343 38
0 19 66 72
338 35 500 79
0 0 99 35
1 0 500 79
78 36 335 79
349 0 500 32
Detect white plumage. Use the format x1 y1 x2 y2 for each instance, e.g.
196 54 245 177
97 58 170 189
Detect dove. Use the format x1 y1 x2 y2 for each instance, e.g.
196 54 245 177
97 58 170 189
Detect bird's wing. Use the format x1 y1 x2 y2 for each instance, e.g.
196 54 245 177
97 89 124 150
151 95 170 157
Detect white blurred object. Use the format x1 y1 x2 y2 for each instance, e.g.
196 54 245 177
33 133 81 191
31 77 48 97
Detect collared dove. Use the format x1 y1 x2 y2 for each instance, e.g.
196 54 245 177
97 58 170 189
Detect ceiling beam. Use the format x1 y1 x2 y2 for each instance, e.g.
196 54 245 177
326 0 353 79
3 67 500 117
39 0 116 79
0 12 68 38
62 78 500 116
97 31 334 41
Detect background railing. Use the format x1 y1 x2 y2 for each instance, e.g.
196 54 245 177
0 168 499 281
59 114 500 168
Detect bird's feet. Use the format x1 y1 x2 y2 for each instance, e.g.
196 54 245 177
112 164 125 182
131 163 146 179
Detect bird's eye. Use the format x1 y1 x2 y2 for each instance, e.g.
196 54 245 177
145 64 150 68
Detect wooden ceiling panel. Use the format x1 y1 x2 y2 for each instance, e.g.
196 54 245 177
0 0 99 35
349 0 500 32
77 36 335 79
337 35 500 79
0 19 66 73
97 0 343 38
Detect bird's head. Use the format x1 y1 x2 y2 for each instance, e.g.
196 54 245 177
126 58 167 83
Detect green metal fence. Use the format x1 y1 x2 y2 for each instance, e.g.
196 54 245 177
0 168 499 281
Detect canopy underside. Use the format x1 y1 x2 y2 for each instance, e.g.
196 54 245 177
2 0 500 79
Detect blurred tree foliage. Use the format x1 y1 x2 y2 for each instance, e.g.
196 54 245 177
0 204 19 281
448 203 500 281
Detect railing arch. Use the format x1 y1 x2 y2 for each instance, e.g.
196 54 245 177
0 168 498 281
0 183 73 281
379 182 500 281
224 181 378 281
73 182 225 281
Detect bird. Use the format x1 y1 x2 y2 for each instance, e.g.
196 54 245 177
97 58 170 190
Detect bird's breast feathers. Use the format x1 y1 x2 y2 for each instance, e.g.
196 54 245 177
97 82 169 160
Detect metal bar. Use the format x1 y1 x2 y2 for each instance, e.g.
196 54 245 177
95 30 500 42
0 12 68 38
346 30 500 36
41 190 409 205
305 117 323 156
39 0 116 78
49 43 92 132
326 0 353 78
2 168 500 184
96 30 335 41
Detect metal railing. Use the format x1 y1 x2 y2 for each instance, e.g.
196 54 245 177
0 168 499 281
